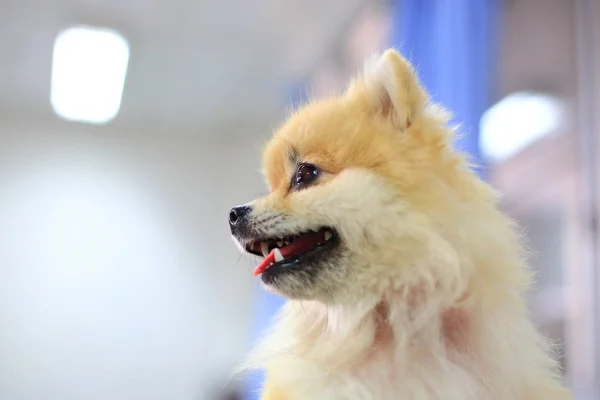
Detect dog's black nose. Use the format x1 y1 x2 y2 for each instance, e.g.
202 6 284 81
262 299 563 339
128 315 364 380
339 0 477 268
229 205 251 229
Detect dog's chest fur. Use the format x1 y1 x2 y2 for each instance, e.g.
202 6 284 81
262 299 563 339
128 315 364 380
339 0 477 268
263 307 494 400
266 344 487 400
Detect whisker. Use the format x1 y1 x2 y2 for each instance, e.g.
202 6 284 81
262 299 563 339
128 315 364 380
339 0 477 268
300 301 309 318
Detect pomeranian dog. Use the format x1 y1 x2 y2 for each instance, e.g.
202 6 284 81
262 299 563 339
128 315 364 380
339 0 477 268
229 49 571 400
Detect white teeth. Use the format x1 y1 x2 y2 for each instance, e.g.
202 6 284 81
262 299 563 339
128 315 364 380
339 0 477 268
277 241 284 247
273 248 284 262
261 242 269 257
325 232 332 241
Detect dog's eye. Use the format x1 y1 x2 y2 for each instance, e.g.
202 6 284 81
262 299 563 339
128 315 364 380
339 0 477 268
292 163 319 190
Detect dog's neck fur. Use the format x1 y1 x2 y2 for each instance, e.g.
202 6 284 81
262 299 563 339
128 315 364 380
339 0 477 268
284 288 477 370
248 279 561 400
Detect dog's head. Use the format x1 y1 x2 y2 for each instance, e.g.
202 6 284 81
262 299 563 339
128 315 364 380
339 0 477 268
230 50 480 303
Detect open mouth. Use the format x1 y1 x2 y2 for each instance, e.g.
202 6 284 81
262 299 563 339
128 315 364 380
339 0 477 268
245 228 338 276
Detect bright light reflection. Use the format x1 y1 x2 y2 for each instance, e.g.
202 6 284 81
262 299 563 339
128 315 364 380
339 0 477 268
51 25 130 124
480 92 563 163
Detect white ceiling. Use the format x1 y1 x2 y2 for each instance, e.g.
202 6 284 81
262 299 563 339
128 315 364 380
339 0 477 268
0 0 371 131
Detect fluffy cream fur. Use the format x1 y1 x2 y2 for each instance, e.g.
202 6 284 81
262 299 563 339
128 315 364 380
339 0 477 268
237 50 571 400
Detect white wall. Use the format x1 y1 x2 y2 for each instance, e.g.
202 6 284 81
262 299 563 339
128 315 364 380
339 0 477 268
0 118 269 399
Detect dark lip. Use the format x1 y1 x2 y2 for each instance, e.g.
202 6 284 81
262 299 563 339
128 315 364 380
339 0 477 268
243 234 303 258
241 228 336 258
260 230 341 283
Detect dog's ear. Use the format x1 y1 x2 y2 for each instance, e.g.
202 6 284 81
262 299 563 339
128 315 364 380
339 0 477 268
347 49 429 130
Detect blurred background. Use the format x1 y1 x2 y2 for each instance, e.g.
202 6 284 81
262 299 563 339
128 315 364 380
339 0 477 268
0 0 598 399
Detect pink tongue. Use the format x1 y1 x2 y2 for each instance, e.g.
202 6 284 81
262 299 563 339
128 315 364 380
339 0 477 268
253 252 274 276
253 231 325 276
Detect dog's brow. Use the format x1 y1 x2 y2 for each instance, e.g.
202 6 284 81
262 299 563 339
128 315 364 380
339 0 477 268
276 137 299 165
273 135 300 168
287 145 299 165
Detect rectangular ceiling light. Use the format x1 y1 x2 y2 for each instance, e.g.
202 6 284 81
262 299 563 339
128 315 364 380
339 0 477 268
51 25 130 124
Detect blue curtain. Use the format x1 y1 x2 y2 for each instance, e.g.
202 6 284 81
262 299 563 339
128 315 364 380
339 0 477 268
242 2 497 397
393 0 498 170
